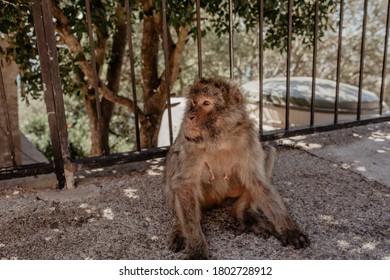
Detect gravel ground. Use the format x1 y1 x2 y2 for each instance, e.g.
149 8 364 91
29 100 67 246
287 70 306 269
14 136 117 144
0 124 389 260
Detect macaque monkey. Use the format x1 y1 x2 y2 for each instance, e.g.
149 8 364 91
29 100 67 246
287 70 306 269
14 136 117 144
164 77 309 259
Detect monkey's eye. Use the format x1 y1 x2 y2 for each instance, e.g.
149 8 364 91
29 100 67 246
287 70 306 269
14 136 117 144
203 100 211 106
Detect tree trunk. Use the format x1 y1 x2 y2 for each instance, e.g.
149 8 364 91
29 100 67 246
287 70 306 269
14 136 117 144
84 91 106 156
139 0 190 148
63 3 129 157
139 0 160 148
0 39 21 166
101 4 127 154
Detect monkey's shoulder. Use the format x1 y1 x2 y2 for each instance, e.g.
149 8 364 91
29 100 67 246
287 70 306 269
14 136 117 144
221 119 260 147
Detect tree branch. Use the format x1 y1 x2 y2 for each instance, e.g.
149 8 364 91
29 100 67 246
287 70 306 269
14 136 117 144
168 24 190 86
150 24 190 111
49 0 146 123
50 0 93 78
99 83 145 122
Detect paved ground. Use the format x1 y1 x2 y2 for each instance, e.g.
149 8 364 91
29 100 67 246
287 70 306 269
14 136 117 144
0 122 389 260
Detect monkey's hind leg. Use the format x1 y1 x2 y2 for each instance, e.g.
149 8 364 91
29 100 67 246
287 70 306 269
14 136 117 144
232 191 277 239
259 145 310 248
250 178 310 249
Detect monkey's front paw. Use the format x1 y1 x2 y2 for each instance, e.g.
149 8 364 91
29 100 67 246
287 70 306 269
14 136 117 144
279 228 310 249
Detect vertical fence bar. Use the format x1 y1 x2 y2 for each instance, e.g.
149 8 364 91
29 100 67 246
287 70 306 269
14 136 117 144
258 0 264 135
40 0 74 189
310 0 319 126
357 0 368 121
125 0 141 151
32 0 71 189
85 0 105 154
162 0 173 145
334 0 344 124
0 67 17 167
40 1 71 159
286 0 293 130
380 0 390 116
196 0 203 79
228 0 234 80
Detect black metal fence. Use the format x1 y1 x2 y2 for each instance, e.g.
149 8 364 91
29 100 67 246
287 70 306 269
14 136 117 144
1 0 390 189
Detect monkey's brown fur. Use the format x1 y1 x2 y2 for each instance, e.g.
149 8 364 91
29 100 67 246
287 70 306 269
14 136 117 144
165 77 309 259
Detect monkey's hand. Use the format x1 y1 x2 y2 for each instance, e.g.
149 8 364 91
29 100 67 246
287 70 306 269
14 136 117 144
278 228 310 249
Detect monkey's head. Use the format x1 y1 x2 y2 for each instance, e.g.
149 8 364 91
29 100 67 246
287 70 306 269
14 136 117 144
182 77 246 143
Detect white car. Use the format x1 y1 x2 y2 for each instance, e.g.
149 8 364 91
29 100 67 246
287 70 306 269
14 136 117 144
242 77 388 128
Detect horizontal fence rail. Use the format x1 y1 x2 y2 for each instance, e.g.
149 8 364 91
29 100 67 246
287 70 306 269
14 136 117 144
1 0 390 189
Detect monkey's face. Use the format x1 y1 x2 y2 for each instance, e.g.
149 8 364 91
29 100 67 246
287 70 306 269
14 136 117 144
183 94 218 143
183 78 245 143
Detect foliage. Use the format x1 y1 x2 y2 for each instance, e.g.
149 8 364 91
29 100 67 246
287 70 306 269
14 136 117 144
2 0 337 156
1 0 336 99
21 110 53 161
63 94 91 158
20 94 91 160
